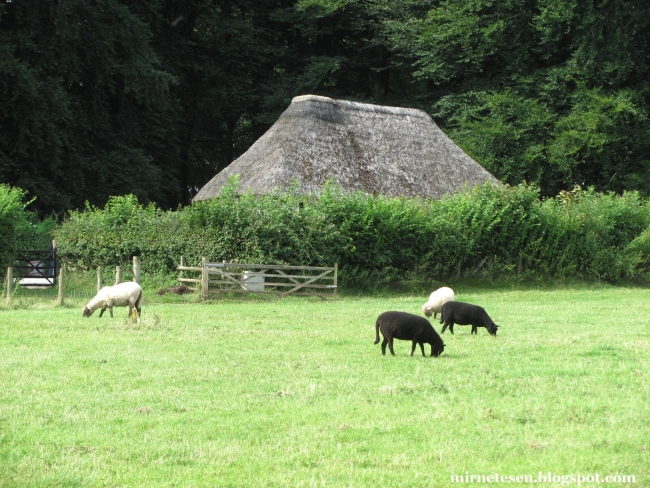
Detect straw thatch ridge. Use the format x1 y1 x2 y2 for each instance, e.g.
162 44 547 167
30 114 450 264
193 94 498 201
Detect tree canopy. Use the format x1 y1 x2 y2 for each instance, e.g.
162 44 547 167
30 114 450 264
1 0 649 215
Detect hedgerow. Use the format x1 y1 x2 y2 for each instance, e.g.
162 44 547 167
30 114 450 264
53 180 650 287
0 184 56 268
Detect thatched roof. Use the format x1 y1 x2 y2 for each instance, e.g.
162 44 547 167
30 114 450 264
193 95 498 201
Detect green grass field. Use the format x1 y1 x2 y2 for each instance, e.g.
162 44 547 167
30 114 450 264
0 284 648 487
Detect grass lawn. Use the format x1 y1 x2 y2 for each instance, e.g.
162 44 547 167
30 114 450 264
0 284 648 487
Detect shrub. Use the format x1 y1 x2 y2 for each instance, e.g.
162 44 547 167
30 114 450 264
53 182 650 287
0 184 53 268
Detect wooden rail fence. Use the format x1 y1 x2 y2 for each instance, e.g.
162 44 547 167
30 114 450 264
177 258 338 300
4 256 142 304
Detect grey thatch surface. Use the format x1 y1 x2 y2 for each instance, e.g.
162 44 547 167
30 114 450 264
193 95 498 201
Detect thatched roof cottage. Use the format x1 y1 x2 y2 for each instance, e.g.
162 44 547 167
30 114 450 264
193 95 497 201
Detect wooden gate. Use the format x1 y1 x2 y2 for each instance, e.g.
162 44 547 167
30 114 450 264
177 260 338 300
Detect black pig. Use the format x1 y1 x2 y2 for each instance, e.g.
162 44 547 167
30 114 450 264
439 301 499 336
374 311 445 357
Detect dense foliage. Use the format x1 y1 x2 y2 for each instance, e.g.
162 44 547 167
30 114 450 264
2 0 649 216
0 184 55 267
397 0 650 197
54 182 650 287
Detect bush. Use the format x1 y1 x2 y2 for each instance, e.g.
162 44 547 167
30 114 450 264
53 181 650 287
0 184 54 268
0 213 13 269
530 187 650 280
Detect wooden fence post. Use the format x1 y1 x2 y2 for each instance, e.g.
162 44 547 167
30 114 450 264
5 267 12 304
56 265 65 306
133 256 141 284
333 263 338 301
201 257 209 300
97 266 103 292
115 266 122 285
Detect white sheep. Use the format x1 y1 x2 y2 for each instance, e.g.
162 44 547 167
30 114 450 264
421 286 455 319
82 282 143 323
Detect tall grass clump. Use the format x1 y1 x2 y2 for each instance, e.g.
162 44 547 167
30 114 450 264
54 179 650 287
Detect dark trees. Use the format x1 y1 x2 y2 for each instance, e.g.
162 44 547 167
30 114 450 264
1 0 649 215
384 0 650 196
1 0 179 214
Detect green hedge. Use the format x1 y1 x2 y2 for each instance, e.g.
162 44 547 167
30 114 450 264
0 184 56 269
0 214 14 269
53 180 650 286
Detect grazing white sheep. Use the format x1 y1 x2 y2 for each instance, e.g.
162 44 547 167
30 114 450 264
421 286 455 319
82 282 143 323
